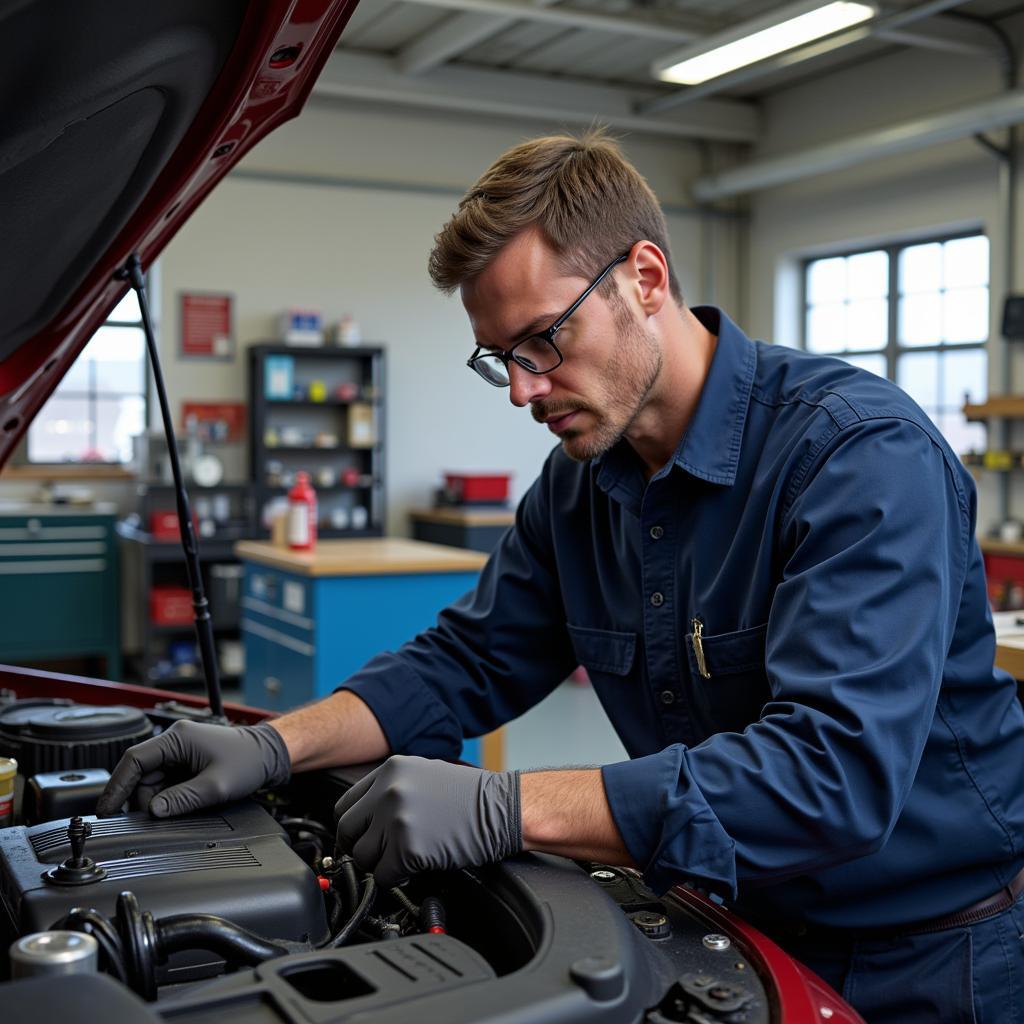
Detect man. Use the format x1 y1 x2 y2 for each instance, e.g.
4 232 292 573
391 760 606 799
100 132 1024 1021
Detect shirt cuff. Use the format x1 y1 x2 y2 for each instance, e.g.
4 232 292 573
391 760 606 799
602 747 737 897
336 652 464 760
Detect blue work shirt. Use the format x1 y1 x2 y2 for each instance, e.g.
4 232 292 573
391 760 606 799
342 306 1024 930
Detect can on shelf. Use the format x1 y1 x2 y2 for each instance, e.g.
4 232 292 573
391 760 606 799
0 757 17 827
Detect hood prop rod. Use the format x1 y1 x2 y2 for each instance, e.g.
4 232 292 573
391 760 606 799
118 254 225 722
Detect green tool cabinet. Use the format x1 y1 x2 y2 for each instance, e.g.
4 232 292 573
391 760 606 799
0 506 121 678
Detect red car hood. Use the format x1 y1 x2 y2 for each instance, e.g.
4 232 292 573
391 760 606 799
0 0 356 466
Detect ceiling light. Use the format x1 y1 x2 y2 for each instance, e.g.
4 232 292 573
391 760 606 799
653 1 878 86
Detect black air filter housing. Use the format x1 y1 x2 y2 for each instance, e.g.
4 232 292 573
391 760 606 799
0 701 152 775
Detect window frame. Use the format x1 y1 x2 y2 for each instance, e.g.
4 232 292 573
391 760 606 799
800 229 989 445
25 287 152 467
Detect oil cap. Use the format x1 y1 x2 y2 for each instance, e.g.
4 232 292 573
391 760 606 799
629 909 671 939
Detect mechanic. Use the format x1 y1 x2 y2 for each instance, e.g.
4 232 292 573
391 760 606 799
100 131 1024 1022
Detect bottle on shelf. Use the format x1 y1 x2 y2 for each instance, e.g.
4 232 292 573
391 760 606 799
287 471 318 551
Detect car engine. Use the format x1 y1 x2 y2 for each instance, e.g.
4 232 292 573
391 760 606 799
0 695 774 1023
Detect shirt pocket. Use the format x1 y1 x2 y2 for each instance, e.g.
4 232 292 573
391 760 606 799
684 621 770 735
567 623 637 677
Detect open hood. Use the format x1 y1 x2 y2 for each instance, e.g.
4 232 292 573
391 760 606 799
0 0 357 467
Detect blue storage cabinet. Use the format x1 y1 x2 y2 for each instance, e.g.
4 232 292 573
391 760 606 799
0 506 121 679
237 539 487 763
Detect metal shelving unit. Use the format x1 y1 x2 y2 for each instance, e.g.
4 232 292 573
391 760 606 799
248 344 386 539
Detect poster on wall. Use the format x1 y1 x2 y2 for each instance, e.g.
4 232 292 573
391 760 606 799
179 292 234 359
181 402 246 443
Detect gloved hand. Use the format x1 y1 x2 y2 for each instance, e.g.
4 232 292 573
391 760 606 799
334 755 521 887
96 719 291 818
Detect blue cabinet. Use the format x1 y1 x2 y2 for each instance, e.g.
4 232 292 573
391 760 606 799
237 539 487 763
0 507 120 678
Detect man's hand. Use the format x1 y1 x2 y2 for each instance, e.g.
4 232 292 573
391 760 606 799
334 755 521 887
96 720 291 818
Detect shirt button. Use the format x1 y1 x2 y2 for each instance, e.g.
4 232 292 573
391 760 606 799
650 525 664 540
650 591 665 607
660 690 676 705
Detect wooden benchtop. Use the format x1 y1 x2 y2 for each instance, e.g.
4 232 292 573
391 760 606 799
409 507 516 526
234 537 489 577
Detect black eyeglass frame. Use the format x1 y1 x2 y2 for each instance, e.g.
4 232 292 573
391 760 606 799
466 251 631 387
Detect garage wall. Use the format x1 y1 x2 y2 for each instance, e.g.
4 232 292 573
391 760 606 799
743 38 1018 534
157 102 733 535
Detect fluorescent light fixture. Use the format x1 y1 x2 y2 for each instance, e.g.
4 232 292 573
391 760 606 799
654 1 877 86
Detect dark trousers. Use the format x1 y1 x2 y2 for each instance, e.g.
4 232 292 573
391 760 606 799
779 891 1024 1023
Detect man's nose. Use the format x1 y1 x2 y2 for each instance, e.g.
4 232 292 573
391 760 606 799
508 362 552 407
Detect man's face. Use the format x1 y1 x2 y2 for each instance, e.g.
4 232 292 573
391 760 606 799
461 230 662 462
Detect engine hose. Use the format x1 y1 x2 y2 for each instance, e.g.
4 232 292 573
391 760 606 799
156 914 290 965
390 887 420 917
340 856 360 916
328 875 376 948
50 906 128 984
419 896 447 934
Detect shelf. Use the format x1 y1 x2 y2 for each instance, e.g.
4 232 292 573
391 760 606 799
264 444 381 453
265 397 379 407
963 397 1024 421
148 622 241 635
259 482 377 492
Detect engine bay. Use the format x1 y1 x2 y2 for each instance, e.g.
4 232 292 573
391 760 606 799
0 694 772 1023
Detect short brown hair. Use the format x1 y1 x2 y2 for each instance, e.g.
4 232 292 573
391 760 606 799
428 128 682 303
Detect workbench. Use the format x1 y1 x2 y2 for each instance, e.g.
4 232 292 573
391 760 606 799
235 538 494 765
994 610 1024 682
409 507 515 554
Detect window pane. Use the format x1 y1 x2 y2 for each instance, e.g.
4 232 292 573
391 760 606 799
943 287 988 344
899 242 942 294
108 289 141 323
96 396 146 463
847 251 888 298
941 349 987 408
843 353 887 377
943 236 988 289
807 302 846 353
845 298 887 350
88 326 147 394
897 351 939 409
935 412 983 455
899 292 942 346
27 398 93 462
807 257 846 304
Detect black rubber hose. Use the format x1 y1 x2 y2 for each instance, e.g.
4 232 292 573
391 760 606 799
279 816 334 844
50 907 128 983
156 914 289 965
419 896 447 933
390 887 420 917
340 856 360 915
328 875 376 948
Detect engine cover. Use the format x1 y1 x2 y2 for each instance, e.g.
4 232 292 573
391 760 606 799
0 801 328 982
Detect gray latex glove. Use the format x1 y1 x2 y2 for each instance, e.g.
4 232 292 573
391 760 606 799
334 755 522 887
96 719 291 818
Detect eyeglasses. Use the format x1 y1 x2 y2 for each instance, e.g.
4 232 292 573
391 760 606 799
466 252 630 388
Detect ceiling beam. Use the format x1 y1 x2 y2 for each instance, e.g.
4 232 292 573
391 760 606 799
397 11 519 74
692 87 1024 201
314 48 759 141
390 0 708 44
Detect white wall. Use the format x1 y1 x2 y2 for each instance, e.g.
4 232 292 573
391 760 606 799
157 102 724 535
743 39 1018 532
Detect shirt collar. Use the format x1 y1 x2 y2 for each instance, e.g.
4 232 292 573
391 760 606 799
595 305 757 496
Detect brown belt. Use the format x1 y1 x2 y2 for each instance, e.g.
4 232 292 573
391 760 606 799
772 864 1024 943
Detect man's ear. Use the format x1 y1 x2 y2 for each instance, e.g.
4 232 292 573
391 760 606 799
628 241 670 317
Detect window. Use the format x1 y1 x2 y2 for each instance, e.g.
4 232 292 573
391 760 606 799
803 232 989 455
27 289 148 464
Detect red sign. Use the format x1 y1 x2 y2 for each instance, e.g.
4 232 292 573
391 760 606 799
181 401 246 443
180 293 234 359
